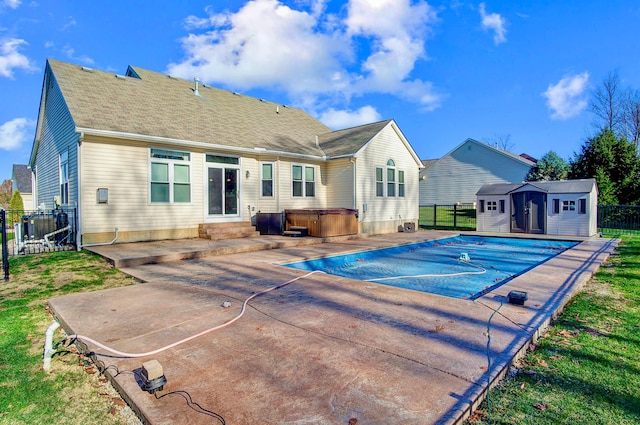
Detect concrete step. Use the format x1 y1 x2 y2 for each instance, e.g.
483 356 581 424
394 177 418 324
198 222 261 240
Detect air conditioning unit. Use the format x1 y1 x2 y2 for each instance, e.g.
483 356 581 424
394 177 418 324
403 222 415 233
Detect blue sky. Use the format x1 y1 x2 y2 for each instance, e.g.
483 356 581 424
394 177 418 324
1 0 640 181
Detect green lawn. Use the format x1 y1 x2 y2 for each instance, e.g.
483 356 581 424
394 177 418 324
467 235 640 424
0 251 139 424
419 205 476 230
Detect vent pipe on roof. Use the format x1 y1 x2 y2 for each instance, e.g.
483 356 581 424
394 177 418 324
194 77 200 96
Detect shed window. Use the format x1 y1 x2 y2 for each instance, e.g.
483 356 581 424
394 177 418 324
479 200 485 213
499 199 505 213
578 198 587 214
487 201 497 211
563 200 575 211
553 199 560 214
150 148 191 203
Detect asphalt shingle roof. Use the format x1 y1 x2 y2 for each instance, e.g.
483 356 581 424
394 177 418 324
12 164 31 193
476 178 597 195
48 59 338 157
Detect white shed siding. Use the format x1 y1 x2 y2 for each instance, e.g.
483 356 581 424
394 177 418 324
476 196 511 232
35 74 78 210
546 191 596 237
356 124 419 234
326 158 354 209
420 140 532 205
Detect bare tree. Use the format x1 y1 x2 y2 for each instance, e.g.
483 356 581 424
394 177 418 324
0 179 12 210
590 70 626 134
623 88 640 152
486 133 514 152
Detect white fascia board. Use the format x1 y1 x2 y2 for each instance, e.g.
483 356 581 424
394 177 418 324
75 127 326 161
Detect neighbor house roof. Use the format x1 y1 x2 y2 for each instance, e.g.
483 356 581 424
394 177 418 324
11 164 31 193
42 59 334 158
476 178 597 196
426 138 536 170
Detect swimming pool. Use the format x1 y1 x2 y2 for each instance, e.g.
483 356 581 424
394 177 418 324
281 235 579 299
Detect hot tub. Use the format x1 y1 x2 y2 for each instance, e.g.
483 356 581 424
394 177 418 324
284 208 358 237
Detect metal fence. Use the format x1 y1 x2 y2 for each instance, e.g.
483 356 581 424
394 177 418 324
598 204 640 236
419 203 477 231
1 208 77 279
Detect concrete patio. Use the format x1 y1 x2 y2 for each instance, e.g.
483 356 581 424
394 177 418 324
47 231 618 424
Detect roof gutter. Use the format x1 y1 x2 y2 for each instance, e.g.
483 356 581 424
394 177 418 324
75 127 327 161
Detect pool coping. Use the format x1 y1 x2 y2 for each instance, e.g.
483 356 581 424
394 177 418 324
47 232 619 424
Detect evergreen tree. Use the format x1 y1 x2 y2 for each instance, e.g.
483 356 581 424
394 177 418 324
526 151 569 181
569 129 640 204
9 190 24 225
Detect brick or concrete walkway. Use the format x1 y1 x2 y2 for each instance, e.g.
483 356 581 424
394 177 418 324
48 232 618 425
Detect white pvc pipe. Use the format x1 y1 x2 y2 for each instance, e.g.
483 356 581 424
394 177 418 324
67 270 325 358
80 228 118 248
43 321 60 372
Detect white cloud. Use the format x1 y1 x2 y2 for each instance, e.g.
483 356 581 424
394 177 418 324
318 105 382 129
543 72 590 120
168 0 442 116
2 0 21 9
60 16 77 31
62 44 94 65
479 2 507 45
0 38 35 78
0 118 35 150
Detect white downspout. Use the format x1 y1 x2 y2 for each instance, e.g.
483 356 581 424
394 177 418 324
43 321 60 372
350 158 358 220
76 132 83 251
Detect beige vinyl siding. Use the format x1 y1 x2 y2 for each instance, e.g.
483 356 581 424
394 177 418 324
275 159 327 210
35 73 78 210
326 158 354 208
355 124 419 234
420 140 532 205
80 139 204 239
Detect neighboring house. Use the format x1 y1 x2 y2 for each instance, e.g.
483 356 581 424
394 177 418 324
11 164 33 210
29 59 423 245
476 178 598 237
419 138 535 205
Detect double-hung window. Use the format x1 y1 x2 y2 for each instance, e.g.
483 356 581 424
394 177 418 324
261 163 274 197
59 151 69 204
375 167 384 197
292 164 315 197
398 170 405 198
387 160 396 197
150 148 191 203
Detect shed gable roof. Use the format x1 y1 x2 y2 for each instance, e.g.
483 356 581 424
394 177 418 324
476 178 597 196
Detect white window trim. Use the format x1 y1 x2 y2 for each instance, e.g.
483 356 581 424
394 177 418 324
260 161 275 198
59 150 69 205
149 148 192 204
291 164 316 198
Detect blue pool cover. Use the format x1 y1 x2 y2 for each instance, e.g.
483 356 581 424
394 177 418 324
281 235 579 299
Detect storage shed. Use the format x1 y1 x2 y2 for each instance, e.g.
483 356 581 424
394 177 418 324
476 179 598 237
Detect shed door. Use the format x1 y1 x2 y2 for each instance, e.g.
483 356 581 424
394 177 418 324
511 191 546 234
